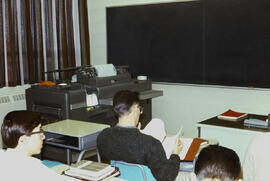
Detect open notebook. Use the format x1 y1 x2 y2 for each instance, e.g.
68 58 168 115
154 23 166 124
162 130 207 160
161 127 183 159
141 123 206 161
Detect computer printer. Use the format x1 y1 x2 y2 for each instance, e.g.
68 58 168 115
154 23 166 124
26 83 87 121
26 64 162 127
26 64 163 163
75 64 152 99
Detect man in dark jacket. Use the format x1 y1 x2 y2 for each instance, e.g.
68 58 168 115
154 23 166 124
97 90 182 181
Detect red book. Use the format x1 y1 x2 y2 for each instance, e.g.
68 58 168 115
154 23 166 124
217 109 247 121
184 138 207 161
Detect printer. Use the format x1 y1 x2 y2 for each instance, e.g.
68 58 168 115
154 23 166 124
75 64 152 99
26 64 162 127
26 64 163 163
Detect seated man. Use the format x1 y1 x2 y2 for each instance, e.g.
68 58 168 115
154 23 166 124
97 90 183 181
243 132 270 181
0 110 75 181
194 145 242 181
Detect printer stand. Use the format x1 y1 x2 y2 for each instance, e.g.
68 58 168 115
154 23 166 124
41 120 109 165
41 145 100 165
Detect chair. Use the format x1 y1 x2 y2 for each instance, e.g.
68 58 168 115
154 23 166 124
111 160 156 181
42 160 63 168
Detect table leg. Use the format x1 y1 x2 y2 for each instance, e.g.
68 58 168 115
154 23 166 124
77 150 86 163
197 127 201 137
97 149 101 163
67 148 71 165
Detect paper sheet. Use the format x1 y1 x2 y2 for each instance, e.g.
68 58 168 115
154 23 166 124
178 138 193 160
162 127 183 159
140 118 166 142
86 93 98 107
51 164 70 175
93 64 117 77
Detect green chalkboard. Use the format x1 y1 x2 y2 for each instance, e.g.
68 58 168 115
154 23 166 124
107 0 270 88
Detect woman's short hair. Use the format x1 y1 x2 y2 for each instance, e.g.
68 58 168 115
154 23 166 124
113 90 140 117
195 145 242 181
1 110 41 148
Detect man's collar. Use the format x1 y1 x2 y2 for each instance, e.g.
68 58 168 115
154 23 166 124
116 123 137 129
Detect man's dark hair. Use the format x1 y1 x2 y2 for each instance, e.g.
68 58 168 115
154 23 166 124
113 90 140 118
1 110 41 148
195 145 242 181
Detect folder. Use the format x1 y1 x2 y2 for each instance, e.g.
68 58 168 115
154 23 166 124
182 138 206 161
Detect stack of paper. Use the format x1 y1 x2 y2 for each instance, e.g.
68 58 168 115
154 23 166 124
93 64 117 77
64 160 119 181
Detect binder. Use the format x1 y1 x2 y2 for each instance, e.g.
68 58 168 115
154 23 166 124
217 109 247 121
183 138 206 161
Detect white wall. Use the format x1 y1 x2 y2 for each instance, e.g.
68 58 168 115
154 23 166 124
87 0 270 137
152 84 270 137
0 85 30 148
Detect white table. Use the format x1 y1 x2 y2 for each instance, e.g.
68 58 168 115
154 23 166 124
42 119 109 165
196 115 268 163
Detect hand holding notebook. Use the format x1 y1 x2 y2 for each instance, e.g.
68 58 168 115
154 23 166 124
162 133 207 161
161 127 183 159
140 119 206 161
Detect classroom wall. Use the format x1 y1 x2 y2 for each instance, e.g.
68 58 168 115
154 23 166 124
0 85 30 148
87 0 270 137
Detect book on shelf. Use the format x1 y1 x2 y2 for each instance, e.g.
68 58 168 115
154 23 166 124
217 109 248 121
64 160 119 181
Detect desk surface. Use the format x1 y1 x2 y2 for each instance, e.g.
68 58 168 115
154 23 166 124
197 114 269 132
42 119 109 137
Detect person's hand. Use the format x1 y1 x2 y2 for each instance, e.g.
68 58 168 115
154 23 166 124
137 122 141 130
172 139 183 155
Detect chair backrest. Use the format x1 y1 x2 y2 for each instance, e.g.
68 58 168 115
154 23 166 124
42 160 63 168
111 160 156 181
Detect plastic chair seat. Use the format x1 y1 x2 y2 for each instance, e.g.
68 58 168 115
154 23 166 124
111 160 156 181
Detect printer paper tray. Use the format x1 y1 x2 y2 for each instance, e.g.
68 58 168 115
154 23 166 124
44 131 99 151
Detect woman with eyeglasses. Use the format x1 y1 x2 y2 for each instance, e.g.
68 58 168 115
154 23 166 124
0 110 76 181
97 90 183 181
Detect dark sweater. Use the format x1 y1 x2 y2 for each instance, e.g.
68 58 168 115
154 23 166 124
97 126 180 181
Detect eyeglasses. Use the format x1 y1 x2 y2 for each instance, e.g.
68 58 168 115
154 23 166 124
138 105 144 114
25 129 44 136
